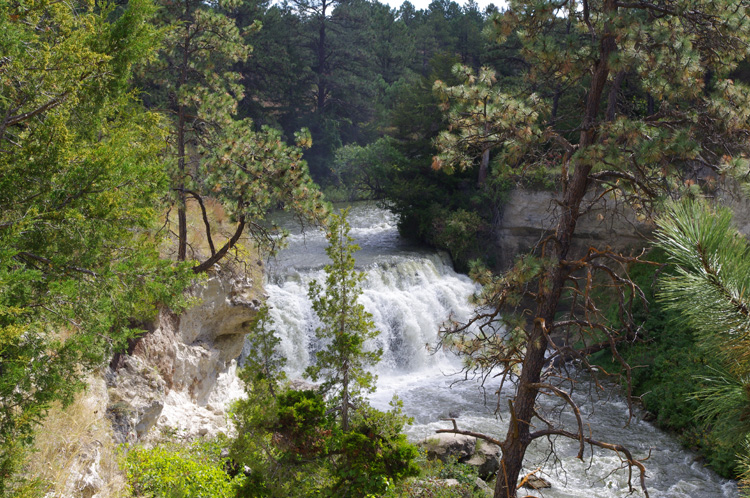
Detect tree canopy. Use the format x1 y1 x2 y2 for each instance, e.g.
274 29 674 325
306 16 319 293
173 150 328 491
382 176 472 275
0 0 194 489
139 0 328 269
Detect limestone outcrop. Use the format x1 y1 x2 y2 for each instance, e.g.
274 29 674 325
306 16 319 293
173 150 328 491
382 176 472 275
494 180 750 270
106 272 263 442
493 188 651 269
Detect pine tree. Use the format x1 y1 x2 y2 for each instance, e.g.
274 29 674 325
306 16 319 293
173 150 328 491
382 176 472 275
433 1 750 497
654 199 750 480
139 0 328 269
241 305 287 398
434 65 539 185
305 209 382 431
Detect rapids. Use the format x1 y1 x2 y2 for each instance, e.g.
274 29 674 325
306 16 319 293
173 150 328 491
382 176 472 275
263 202 737 498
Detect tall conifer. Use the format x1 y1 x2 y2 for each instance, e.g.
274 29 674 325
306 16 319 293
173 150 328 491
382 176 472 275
305 209 381 431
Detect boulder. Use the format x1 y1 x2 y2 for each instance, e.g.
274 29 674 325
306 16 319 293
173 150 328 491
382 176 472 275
474 477 493 497
465 440 500 480
418 433 502 480
417 433 476 462
418 433 501 480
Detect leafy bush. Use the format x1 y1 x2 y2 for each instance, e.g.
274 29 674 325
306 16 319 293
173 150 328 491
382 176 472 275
331 138 405 201
330 404 420 497
124 441 240 498
274 390 333 460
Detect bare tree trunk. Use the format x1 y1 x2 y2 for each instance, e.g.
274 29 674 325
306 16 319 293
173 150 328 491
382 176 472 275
176 26 191 262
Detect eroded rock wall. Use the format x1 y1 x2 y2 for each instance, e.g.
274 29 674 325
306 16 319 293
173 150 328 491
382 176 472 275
106 272 263 442
494 188 652 269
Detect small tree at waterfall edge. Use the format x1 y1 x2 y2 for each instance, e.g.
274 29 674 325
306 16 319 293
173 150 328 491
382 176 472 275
305 208 382 431
231 210 418 497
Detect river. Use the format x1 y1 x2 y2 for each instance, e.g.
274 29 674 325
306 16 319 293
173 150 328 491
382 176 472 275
263 202 737 498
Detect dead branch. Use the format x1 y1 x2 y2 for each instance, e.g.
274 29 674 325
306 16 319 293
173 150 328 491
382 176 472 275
528 427 650 498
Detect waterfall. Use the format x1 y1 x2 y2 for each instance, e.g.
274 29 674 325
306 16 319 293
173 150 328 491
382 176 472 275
266 249 477 376
259 202 737 498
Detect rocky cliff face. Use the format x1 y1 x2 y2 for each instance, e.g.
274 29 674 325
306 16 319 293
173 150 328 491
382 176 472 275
493 188 652 269
106 272 263 443
494 182 750 270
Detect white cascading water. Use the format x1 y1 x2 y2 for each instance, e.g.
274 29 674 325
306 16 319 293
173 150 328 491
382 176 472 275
263 202 738 498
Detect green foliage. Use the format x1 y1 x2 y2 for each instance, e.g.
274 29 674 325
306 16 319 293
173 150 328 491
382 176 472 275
274 390 333 461
306 209 382 430
231 384 420 498
232 386 333 498
331 403 420 497
139 0 328 265
650 200 750 479
655 200 750 365
0 0 193 491
124 440 239 498
241 305 287 397
431 209 486 264
331 138 405 201
378 57 507 271
434 64 540 185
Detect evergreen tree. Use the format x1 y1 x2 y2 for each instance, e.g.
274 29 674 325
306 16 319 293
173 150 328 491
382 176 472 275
235 2 314 127
242 305 287 398
0 0 193 490
140 0 328 269
654 199 750 484
231 230 416 497
305 209 381 431
433 1 750 497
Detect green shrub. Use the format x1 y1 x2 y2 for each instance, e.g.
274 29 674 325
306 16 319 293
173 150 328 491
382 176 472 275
432 209 485 264
274 389 333 461
231 386 420 498
124 441 239 498
330 404 420 498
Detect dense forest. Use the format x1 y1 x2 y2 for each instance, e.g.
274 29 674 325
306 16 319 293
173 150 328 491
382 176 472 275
2 0 750 497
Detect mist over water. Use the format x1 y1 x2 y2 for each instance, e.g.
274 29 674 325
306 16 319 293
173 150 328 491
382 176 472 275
263 202 738 498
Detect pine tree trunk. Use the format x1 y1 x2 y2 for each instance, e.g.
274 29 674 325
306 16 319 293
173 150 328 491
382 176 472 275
493 4 616 495
177 110 187 262
478 146 490 186
316 0 328 114
478 106 490 186
176 27 191 262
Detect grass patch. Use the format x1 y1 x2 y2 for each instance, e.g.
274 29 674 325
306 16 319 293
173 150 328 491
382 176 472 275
18 376 128 498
